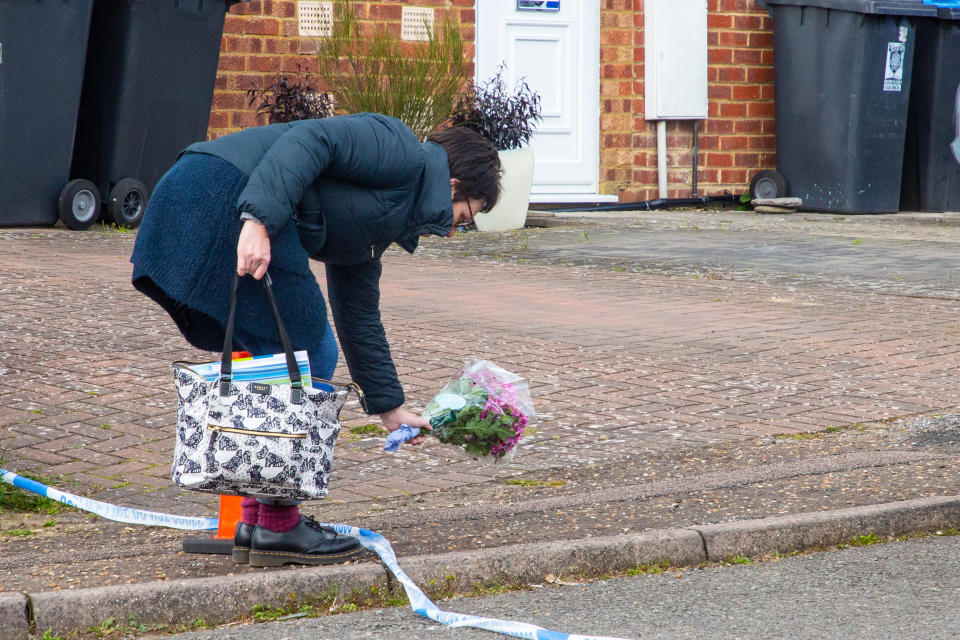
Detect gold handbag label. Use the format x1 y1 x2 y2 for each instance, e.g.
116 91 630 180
250 382 271 395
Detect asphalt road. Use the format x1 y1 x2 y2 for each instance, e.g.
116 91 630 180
154 534 960 640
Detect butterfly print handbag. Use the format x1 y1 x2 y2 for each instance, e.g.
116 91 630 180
171 273 364 500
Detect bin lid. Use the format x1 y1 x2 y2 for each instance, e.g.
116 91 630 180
759 0 939 15
918 0 960 18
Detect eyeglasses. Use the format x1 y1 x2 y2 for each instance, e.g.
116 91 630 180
459 199 481 231
465 199 477 227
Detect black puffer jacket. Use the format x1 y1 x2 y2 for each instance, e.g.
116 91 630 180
185 113 454 413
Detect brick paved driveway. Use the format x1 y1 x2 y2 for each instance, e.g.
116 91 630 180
1 213 959 518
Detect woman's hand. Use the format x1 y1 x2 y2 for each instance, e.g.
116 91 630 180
379 406 431 445
237 218 271 279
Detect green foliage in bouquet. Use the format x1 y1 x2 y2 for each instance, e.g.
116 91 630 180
431 405 520 459
425 378 519 458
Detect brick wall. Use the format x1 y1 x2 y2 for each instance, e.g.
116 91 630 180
211 0 776 201
211 1 474 138
612 0 776 201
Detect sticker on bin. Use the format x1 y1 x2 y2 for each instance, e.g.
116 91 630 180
884 42 906 93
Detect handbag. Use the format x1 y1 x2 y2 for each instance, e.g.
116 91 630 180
171 272 364 500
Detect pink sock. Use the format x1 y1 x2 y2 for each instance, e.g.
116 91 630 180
240 497 260 526
258 503 301 532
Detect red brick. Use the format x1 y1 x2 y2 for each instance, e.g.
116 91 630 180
718 31 749 47
707 47 733 64
720 136 750 151
735 14 765 30
225 36 262 54
370 4 402 20
734 119 763 134
705 153 734 168
720 168 748 183
709 14 734 29
717 66 746 82
602 29 633 46
247 55 281 73
709 85 733 100
734 48 763 65
747 102 776 118
217 55 246 72
732 84 761 101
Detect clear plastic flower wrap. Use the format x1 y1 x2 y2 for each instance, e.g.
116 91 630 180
421 359 535 463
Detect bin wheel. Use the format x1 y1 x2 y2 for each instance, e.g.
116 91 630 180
105 178 147 228
749 170 789 200
57 179 102 231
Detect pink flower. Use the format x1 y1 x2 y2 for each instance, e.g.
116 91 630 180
484 395 528 458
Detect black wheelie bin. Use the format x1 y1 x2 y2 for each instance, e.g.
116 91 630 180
0 0 100 229
69 0 248 229
900 6 960 212
758 0 937 213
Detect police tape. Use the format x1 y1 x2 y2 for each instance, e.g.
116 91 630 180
326 523 633 640
0 468 218 531
1 469 630 639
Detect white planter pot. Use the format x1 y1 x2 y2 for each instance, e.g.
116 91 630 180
475 147 534 232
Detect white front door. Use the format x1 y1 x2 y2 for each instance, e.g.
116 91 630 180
476 1 608 202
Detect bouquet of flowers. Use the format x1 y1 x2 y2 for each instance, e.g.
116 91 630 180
423 359 534 462
384 359 534 463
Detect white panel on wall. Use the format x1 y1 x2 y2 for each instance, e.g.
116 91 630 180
401 7 435 41
298 1 333 37
645 0 708 120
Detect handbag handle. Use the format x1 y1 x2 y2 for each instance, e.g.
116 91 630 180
219 272 305 404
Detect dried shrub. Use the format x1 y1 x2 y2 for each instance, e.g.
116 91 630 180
246 66 335 124
447 64 543 151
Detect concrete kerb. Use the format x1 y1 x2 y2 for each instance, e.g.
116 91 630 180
8 496 960 639
697 495 960 560
0 594 29 640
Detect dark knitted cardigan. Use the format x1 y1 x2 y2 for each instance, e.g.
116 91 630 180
136 114 454 414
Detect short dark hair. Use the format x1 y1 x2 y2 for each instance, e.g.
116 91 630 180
426 127 502 212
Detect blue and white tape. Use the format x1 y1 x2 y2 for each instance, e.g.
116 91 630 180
0 469 217 531
1 469 629 639
326 523 632 640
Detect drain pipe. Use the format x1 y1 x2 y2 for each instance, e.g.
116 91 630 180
544 194 740 213
657 120 668 199
692 120 700 197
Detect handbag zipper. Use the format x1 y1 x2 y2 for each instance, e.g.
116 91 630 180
208 425 307 439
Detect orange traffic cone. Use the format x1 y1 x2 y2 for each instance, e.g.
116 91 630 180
215 494 243 540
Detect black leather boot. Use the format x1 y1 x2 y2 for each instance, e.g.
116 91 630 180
248 516 363 567
233 521 255 564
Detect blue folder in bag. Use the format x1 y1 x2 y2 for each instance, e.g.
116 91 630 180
187 351 311 385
